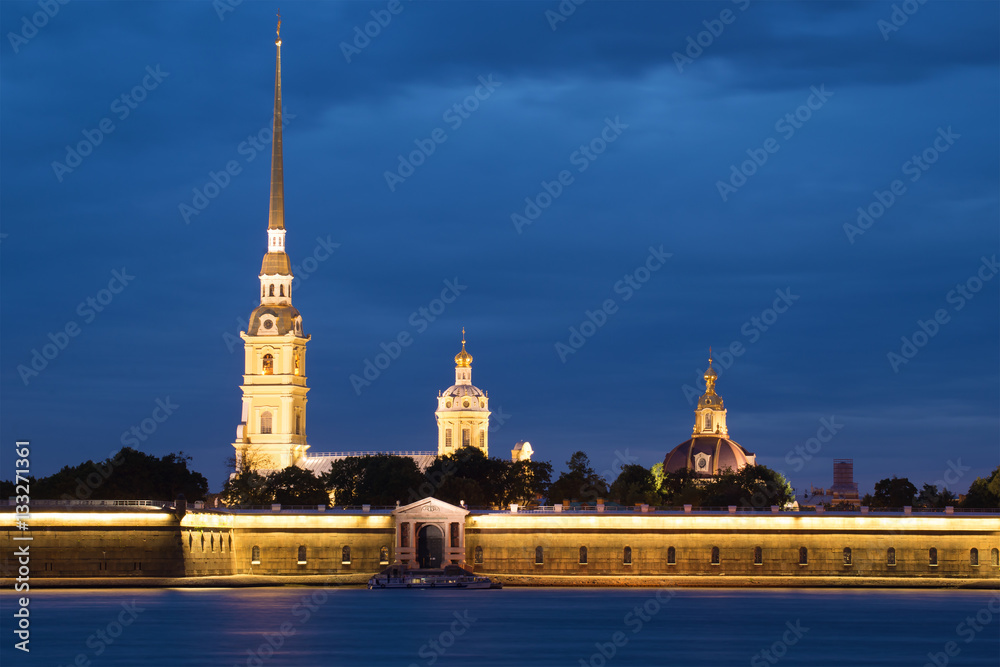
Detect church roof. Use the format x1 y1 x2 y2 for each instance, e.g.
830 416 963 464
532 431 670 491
259 251 292 276
663 435 756 477
248 303 302 336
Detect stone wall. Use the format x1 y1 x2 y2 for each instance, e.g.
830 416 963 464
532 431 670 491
3 507 997 583
466 512 1000 579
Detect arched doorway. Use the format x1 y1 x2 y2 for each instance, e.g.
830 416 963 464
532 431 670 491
417 524 444 569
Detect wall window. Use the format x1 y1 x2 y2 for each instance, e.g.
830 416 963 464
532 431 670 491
843 547 852 566
579 546 588 565
445 429 452 447
380 546 389 565
474 546 484 565
970 548 979 566
201 534 205 552
262 354 274 375
754 546 763 565
535 546 544 565
929 548 938 566
342 546 351 565
297 546 307 564
887 547 896 566
294 352 300 375
479 432 485 448
667 546 676 565
450 522 460 548
799 547 808 565
210 534 214 552
228 535 232 552
463 429 471 448
188 533 193 551
623 546 632 565
261 411 273 434
711 546 720 565
295 413 301 436
705 412 712 430
251 545 261 565
401 523 410 548
991 548 999 567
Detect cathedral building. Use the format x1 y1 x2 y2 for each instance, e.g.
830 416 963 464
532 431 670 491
232 26 529 475
662 357 756 478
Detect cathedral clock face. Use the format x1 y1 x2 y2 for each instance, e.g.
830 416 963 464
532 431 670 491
263 319 273 330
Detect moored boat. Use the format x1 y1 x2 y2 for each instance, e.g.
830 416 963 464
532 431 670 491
368 564 502 590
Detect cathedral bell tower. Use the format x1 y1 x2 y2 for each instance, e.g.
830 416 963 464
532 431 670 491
232 18 310 471
693 353 728 437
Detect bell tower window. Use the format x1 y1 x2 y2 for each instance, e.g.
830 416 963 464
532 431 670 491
269 285 275 297
280 285 284 297
445 429 452 447
462 429 470 448
262 354 274 375
261 411 272 434
705 413 712 431
479 431 485 448
295 413 301 435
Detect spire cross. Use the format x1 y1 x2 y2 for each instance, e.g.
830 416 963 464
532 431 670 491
708 346 713 367
276 10 281 38
462 327 466 346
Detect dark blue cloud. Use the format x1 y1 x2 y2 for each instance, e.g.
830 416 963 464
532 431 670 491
1 0 996 496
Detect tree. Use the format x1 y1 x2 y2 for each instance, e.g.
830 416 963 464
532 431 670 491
266 466 330 506
608 464 659 505
700 465 794 509
501 459 553 507
221 470 270 506
657 467 701 506
320 454 424 506
424 447 507 508
547 451 609 504
870 476 918 508
960 466 1000 508
915 483 957 509
25 448 207 501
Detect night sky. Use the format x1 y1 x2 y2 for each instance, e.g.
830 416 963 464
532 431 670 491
1 1 997 497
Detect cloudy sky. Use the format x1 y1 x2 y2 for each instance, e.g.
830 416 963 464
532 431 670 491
2 0 997 496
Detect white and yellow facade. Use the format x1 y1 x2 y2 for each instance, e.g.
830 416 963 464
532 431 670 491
233 24 310 471
435 332 491 457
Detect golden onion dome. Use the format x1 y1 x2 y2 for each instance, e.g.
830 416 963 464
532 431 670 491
455 329 473 367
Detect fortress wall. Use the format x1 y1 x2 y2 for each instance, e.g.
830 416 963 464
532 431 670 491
4 508 997 582
1 510 186 578
190 511 395 576
466 513 1000 579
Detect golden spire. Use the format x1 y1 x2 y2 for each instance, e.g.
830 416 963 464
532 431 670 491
455 327 473 367
267 12 284 231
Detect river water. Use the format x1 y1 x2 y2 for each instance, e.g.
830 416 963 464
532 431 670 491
1 587 998 666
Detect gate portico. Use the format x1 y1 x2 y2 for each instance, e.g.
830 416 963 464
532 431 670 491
392 497 469 569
